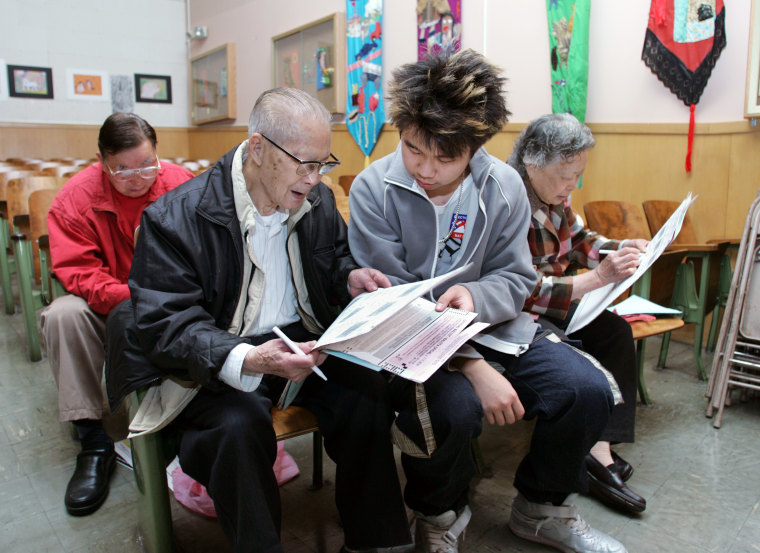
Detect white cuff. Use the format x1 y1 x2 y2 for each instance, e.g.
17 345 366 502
219 343 262 392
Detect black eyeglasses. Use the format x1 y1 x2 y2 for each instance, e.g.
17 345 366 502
260 134 340 176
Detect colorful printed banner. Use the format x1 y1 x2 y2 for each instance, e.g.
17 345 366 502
417 0 462 60
546 0 590 123
642 0 726 171
346 0 384 158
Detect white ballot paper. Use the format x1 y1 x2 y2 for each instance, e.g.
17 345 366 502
565 193 696 334
279 264 488 408
314 263 489 383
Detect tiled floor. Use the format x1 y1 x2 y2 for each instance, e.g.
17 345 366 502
2 301 760 553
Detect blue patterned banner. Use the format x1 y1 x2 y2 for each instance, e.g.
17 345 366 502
346 0 384 158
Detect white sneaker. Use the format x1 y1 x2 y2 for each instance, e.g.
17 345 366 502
508 493 627 553
414 505 472 553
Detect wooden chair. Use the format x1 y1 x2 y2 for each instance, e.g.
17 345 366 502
583 200 688 403
8 177 67 360
0 169 37 314
128 387 323 553
336 195 350 225
641 200 730 379
338 174 356 196
40 164 80 178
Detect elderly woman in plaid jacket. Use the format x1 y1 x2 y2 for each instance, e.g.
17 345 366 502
508 113 649 516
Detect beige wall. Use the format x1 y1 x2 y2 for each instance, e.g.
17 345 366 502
2 120 757 244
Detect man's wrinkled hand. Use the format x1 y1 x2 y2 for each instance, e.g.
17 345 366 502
241 339 322 382
348 267 392 297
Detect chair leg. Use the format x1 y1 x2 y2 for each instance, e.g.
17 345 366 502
310 430 323 491
636 339 652 405
11 236 41 361
657 332 671 368
0 220 16 313
128 391 175 553
130 431 175 553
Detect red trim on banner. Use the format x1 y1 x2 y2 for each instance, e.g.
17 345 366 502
686 104 695 172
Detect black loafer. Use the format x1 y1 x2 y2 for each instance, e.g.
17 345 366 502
611 450 633 482
586 454 646 514
64 448 116 516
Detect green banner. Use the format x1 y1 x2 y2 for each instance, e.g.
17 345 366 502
546 0 590 123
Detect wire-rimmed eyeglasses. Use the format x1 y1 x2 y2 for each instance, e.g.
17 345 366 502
261 134 340 176
105 157 161 183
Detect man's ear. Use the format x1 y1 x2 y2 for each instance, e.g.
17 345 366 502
96 153 106 172
248 134 265 166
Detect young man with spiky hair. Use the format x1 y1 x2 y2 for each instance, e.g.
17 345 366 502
348 50 628 553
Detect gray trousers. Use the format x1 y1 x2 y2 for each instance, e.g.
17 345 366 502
41 295 106 422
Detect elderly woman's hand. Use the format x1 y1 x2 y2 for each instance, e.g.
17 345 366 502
596 247 643 284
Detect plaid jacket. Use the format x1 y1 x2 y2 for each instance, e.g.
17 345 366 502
524 185 619 320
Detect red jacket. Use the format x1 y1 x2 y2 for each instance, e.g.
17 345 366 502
48 162 194 315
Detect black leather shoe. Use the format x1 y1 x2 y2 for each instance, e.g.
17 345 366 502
586 454 646 514
64 448 116 516
611 450 633 482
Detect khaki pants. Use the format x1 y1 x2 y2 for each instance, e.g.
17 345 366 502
41 295 107 422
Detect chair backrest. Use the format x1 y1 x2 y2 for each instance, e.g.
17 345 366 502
583 200 652 241
28 188 60 284
336 195 350 224
642 200 698 244
338 174 356 196
0 170 37 213
7 176 66 233
40 165 79 177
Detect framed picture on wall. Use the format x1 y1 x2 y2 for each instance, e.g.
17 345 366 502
7 64 54 99
134 73 172 104
746 0 760 118
66 68 110 101
190 43 237 125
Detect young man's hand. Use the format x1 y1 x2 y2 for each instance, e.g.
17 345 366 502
456 358 524 425
435 284 474 312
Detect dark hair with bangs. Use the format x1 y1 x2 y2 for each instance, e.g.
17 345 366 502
97 112 157 158
387 49 511 158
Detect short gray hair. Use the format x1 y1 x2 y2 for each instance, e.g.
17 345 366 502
248 87 331 143
507 113 595 181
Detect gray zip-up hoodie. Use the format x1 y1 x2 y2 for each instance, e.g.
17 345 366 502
348 144 539 355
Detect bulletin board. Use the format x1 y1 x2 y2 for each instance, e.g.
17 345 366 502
272 13 346 114
190 43 237 125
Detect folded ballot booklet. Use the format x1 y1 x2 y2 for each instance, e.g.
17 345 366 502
278 264 489 408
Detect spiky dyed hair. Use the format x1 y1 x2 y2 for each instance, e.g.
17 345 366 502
387 49 510 158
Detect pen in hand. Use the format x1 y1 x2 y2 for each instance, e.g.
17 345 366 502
272 326 328 381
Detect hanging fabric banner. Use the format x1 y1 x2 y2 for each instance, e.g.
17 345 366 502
546 0 590 123
642 0 726 172
346 0 384 161
417 0 462 60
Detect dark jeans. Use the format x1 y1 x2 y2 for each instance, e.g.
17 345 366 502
387 332 614 512
540 310 637 443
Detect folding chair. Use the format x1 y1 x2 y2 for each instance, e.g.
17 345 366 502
705 192 760 427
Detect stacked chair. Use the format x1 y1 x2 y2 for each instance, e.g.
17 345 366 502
705 192 760 428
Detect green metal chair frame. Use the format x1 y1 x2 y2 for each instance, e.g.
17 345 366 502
128 387 324 553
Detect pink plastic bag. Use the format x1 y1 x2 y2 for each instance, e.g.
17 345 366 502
171 441 300 518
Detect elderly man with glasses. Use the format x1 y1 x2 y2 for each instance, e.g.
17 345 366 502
41 112 194 517
105 88 415 553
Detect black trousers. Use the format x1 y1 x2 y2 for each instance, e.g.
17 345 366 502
540 309 637 444
176 324 413 553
